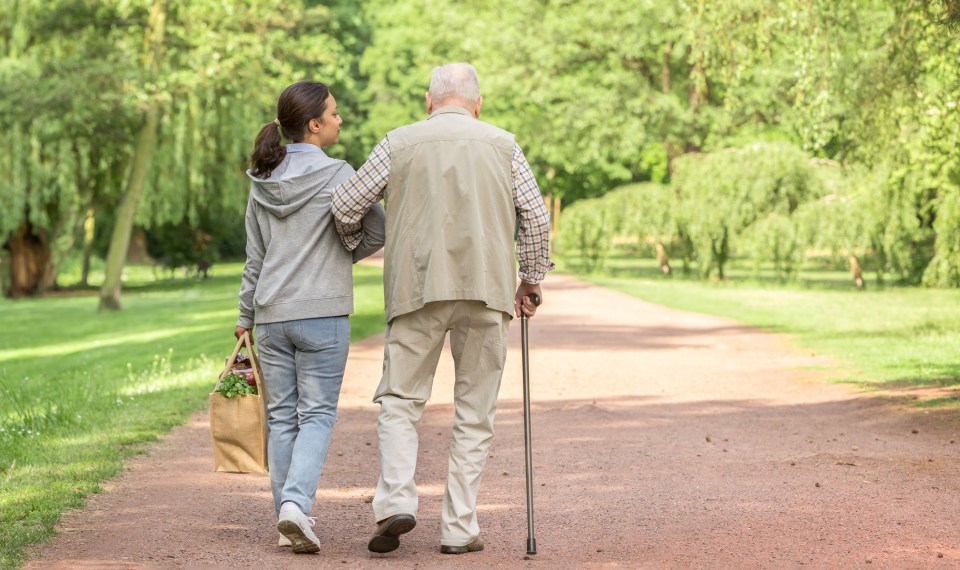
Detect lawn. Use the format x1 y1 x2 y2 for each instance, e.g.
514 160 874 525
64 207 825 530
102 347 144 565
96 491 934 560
0 261 385 569
561 253 960 406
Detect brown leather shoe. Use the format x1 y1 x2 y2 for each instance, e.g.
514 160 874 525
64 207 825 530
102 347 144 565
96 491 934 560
367 514 417 553
440 536 484 554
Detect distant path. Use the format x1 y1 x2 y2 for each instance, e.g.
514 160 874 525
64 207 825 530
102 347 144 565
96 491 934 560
28 274 960 568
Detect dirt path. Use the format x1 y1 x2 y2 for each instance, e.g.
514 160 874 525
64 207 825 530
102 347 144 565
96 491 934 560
27 274 960 569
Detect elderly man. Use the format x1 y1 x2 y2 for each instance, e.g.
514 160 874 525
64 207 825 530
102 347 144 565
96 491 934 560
332 62 553 555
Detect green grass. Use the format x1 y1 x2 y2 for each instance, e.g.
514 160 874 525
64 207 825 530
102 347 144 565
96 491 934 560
0 261 385 569
561 253 960 403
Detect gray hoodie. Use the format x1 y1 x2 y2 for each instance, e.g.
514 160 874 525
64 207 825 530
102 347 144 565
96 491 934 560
237 144 385 328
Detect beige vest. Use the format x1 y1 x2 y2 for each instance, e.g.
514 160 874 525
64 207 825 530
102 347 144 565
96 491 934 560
383 106 516 322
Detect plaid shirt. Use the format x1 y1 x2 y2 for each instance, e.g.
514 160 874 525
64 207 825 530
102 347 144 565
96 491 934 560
332 138 555 284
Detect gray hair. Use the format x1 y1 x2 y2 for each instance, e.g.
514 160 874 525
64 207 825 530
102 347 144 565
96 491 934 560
428 63 481 105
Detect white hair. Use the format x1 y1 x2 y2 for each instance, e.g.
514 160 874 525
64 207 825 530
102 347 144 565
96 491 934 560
428 63 481 105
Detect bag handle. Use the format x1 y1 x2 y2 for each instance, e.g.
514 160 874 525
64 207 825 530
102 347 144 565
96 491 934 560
242 332 265 394
216 334 247 389
215 332 265 395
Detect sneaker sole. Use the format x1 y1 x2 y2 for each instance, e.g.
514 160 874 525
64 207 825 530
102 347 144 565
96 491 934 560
368 516 417 553
277 520 320 554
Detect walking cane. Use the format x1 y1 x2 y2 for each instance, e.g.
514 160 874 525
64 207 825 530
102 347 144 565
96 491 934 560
522 292 541 555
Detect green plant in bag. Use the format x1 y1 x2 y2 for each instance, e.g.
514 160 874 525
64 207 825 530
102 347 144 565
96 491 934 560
216 373 258 398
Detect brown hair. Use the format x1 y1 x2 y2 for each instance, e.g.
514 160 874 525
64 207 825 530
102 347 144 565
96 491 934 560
249 81 331 179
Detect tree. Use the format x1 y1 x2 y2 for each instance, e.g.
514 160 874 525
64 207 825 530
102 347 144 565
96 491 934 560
556 196 617 272
673 142 821 279
609 183 677 275
1 1 362 301
5 0 960 291
98 0 167 310
795 162 923 288
104 0 361 308
0 0 140 297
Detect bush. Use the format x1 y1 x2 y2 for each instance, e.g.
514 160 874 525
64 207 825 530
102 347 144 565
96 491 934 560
673 142 822 279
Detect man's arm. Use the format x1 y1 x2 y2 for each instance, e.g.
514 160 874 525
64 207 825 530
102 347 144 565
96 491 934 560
512 143 555 317
332 138 391 251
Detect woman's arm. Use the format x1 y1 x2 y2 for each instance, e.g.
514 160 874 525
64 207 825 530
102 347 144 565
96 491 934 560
237 191 265 332
352 203 386 262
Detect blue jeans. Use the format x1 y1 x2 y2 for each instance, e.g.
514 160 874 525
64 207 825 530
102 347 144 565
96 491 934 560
255 316 349 515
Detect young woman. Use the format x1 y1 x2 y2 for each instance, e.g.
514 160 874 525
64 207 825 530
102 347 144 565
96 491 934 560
235 81 384 554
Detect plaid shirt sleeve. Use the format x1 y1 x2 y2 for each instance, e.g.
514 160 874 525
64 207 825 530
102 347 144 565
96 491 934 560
513 143 555 283
332 138 391 250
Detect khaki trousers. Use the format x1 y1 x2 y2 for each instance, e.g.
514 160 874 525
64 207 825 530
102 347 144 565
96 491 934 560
372 300 509 546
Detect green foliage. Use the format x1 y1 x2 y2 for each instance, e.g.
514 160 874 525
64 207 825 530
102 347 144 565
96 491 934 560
557 182 683 273
607 183 677 245
673 142 822 278
924 188 960 287
0 0 364 296
4 0 960 289
0 0 139 285
741 213 805 281
215 372 257 398
795 164 927 283
144 222 212 274
139 0 361 227
557 197 616 272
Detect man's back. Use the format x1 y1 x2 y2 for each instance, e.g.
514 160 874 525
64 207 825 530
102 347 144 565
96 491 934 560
382 106 517 321
331 61 551 556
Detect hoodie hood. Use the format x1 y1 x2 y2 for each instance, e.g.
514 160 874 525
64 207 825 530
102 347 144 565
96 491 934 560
246 147 350 219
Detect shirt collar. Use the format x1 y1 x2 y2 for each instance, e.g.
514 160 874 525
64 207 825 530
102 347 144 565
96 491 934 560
428 105 473 120
286 143 322 154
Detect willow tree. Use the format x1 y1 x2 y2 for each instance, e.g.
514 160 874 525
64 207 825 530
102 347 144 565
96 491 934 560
673 142 821 279
95 0 357 310
0 1 139 297
907 2 960 287
793 164 923 288
98 0 167 310
606 183 678 275
0 0 358 301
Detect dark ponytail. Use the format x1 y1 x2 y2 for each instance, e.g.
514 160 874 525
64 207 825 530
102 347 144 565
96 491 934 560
250 121 285 179
250 81 331 179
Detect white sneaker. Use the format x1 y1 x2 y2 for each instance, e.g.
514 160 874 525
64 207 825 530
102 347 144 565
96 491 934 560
277 502 320 554
278 533 292 547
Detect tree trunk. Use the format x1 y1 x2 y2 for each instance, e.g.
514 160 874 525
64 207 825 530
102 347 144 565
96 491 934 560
6 224 50 298
38 257 60 292
551 194 561 237
98 0 167 311
661 41 672 93
685 2 707 155
39 228 82 292
80 207 96 287
39 205 87 292
714 230 729 281
98 106 160 310
688 2 708 109
849 254 865 290
661 40 679 177
655 241 671 275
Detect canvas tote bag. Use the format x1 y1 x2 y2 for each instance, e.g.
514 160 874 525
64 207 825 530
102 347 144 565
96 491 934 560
209 332 269 473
